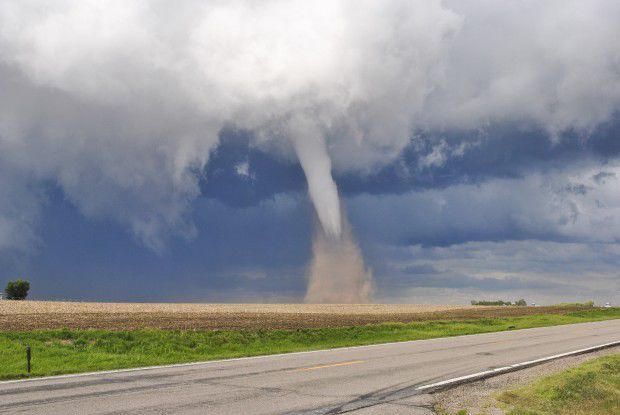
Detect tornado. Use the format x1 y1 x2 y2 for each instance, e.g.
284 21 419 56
289 116 374 303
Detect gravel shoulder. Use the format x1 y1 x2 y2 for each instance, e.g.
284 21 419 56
432 345 620 415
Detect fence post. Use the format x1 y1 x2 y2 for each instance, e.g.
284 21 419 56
26 345 31 374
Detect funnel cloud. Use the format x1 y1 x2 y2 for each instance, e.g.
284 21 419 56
288 117 342 238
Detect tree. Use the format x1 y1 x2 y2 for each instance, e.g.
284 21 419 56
471 300 512 306
5 279 30 300
514 298 527 306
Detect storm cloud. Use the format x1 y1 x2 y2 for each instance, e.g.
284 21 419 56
1 0 619 248
0 1 619 303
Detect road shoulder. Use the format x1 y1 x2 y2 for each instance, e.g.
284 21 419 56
432 345 620 415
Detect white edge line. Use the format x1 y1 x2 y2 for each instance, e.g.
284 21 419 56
415 340 620 391
0 320 617 385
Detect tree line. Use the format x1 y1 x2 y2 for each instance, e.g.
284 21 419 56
471 299 528 306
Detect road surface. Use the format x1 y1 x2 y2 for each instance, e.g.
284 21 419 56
1 320 618 415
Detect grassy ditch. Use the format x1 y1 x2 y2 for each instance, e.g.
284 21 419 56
0 307 618 380
499 352 620 415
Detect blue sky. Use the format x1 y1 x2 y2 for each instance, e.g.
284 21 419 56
1 1 619 304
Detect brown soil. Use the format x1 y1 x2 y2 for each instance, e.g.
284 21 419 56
0 301 587 331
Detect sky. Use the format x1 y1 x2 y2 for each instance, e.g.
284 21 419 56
0 0 619 304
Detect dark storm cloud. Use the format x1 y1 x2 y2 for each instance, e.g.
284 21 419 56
592 171 616 184
203 116 620 208
202 130 305 208
5 189 311 302
403 273 552 291
398 263 551 290
369 240 620 305
403 264 442 275
341 117 620 195
348 159 620 249
1 1 619 305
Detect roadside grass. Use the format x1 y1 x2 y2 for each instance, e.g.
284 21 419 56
0 308 618 380
498 353 620 415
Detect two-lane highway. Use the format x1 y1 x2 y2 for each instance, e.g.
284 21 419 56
1 320 618 414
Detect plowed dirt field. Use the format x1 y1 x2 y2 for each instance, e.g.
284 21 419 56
0 301 587 331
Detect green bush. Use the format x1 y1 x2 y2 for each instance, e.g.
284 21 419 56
5 279 30 300
471 300 511 306
470 299 529 306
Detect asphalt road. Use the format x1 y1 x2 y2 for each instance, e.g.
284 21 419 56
1 320 618 415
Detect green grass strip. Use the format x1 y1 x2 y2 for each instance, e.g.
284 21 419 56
498 352 620 415
0 308 618 380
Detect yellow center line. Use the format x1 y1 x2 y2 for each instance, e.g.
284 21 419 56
295 360 365 372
